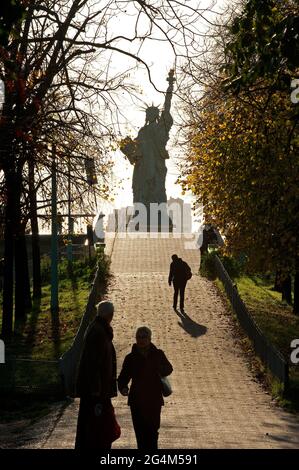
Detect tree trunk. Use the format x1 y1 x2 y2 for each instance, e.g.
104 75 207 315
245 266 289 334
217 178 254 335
29 159 41 298
273 270 282 292
1 171 17 337
13 165 31 322
281 273 292 305
31 231 42 298
15 231 32 321
294 257 299 315
1 194 14 337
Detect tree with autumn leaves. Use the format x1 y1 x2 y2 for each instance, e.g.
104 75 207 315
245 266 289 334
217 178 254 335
179 0 299 313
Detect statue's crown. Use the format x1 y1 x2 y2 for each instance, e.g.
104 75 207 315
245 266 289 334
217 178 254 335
146 105 159 115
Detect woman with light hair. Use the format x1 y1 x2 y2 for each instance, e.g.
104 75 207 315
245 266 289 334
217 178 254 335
75 301 120 450
118 326 173 449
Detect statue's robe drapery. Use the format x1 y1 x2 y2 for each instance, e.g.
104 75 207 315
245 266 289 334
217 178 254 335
132 110 173 207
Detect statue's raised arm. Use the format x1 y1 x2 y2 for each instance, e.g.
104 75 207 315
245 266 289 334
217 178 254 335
163 69 175 116
159 69 175 135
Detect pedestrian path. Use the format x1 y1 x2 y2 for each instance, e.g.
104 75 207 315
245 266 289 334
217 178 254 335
39 233 299 448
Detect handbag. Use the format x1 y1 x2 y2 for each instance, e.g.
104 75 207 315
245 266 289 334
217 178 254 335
91 400 121 447
160 376 172 397
100 401 121 443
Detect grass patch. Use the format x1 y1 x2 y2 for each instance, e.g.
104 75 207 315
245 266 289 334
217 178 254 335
236 275 299 360
6 277 90 360
236 275 299 411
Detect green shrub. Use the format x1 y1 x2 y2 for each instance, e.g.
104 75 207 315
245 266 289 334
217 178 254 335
95 248 111 285
220 255 244 279
200 252 217 280
200 251 246 281
59 255 103 282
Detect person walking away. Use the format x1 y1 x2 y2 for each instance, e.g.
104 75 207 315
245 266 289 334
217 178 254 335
168 254 192 312
118 326 173 450
75 301 120 450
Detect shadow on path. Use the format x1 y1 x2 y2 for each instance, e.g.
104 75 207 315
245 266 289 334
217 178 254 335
25 297 41 347
175 309 207 338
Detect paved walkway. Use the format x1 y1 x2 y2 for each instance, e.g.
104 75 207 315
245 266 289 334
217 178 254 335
32 233 299 448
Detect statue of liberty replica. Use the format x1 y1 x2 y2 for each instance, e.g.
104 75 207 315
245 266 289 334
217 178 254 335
120 69 175 231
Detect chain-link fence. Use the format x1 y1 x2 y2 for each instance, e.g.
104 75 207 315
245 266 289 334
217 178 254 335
214 255 289 390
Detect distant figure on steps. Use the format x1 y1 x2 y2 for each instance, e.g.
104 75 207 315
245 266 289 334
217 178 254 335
168 254 192 312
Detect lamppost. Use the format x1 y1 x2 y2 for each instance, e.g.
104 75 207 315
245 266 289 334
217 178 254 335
51 143 59 313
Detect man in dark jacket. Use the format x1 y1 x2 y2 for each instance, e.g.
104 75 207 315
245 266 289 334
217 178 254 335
75 301 119 450
168 254 192 312
118 326 173 450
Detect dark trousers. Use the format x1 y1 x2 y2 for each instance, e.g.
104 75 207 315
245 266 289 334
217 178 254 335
173 280 187 310
130 404 161 450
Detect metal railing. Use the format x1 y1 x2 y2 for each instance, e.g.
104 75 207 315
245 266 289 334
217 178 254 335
214 255 289 389
0 357 64 395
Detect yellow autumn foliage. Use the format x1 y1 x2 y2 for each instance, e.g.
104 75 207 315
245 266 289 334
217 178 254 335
180 87 299 271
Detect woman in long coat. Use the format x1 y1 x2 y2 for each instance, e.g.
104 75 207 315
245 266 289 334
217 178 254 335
118 326 173 449
75 301 119 450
